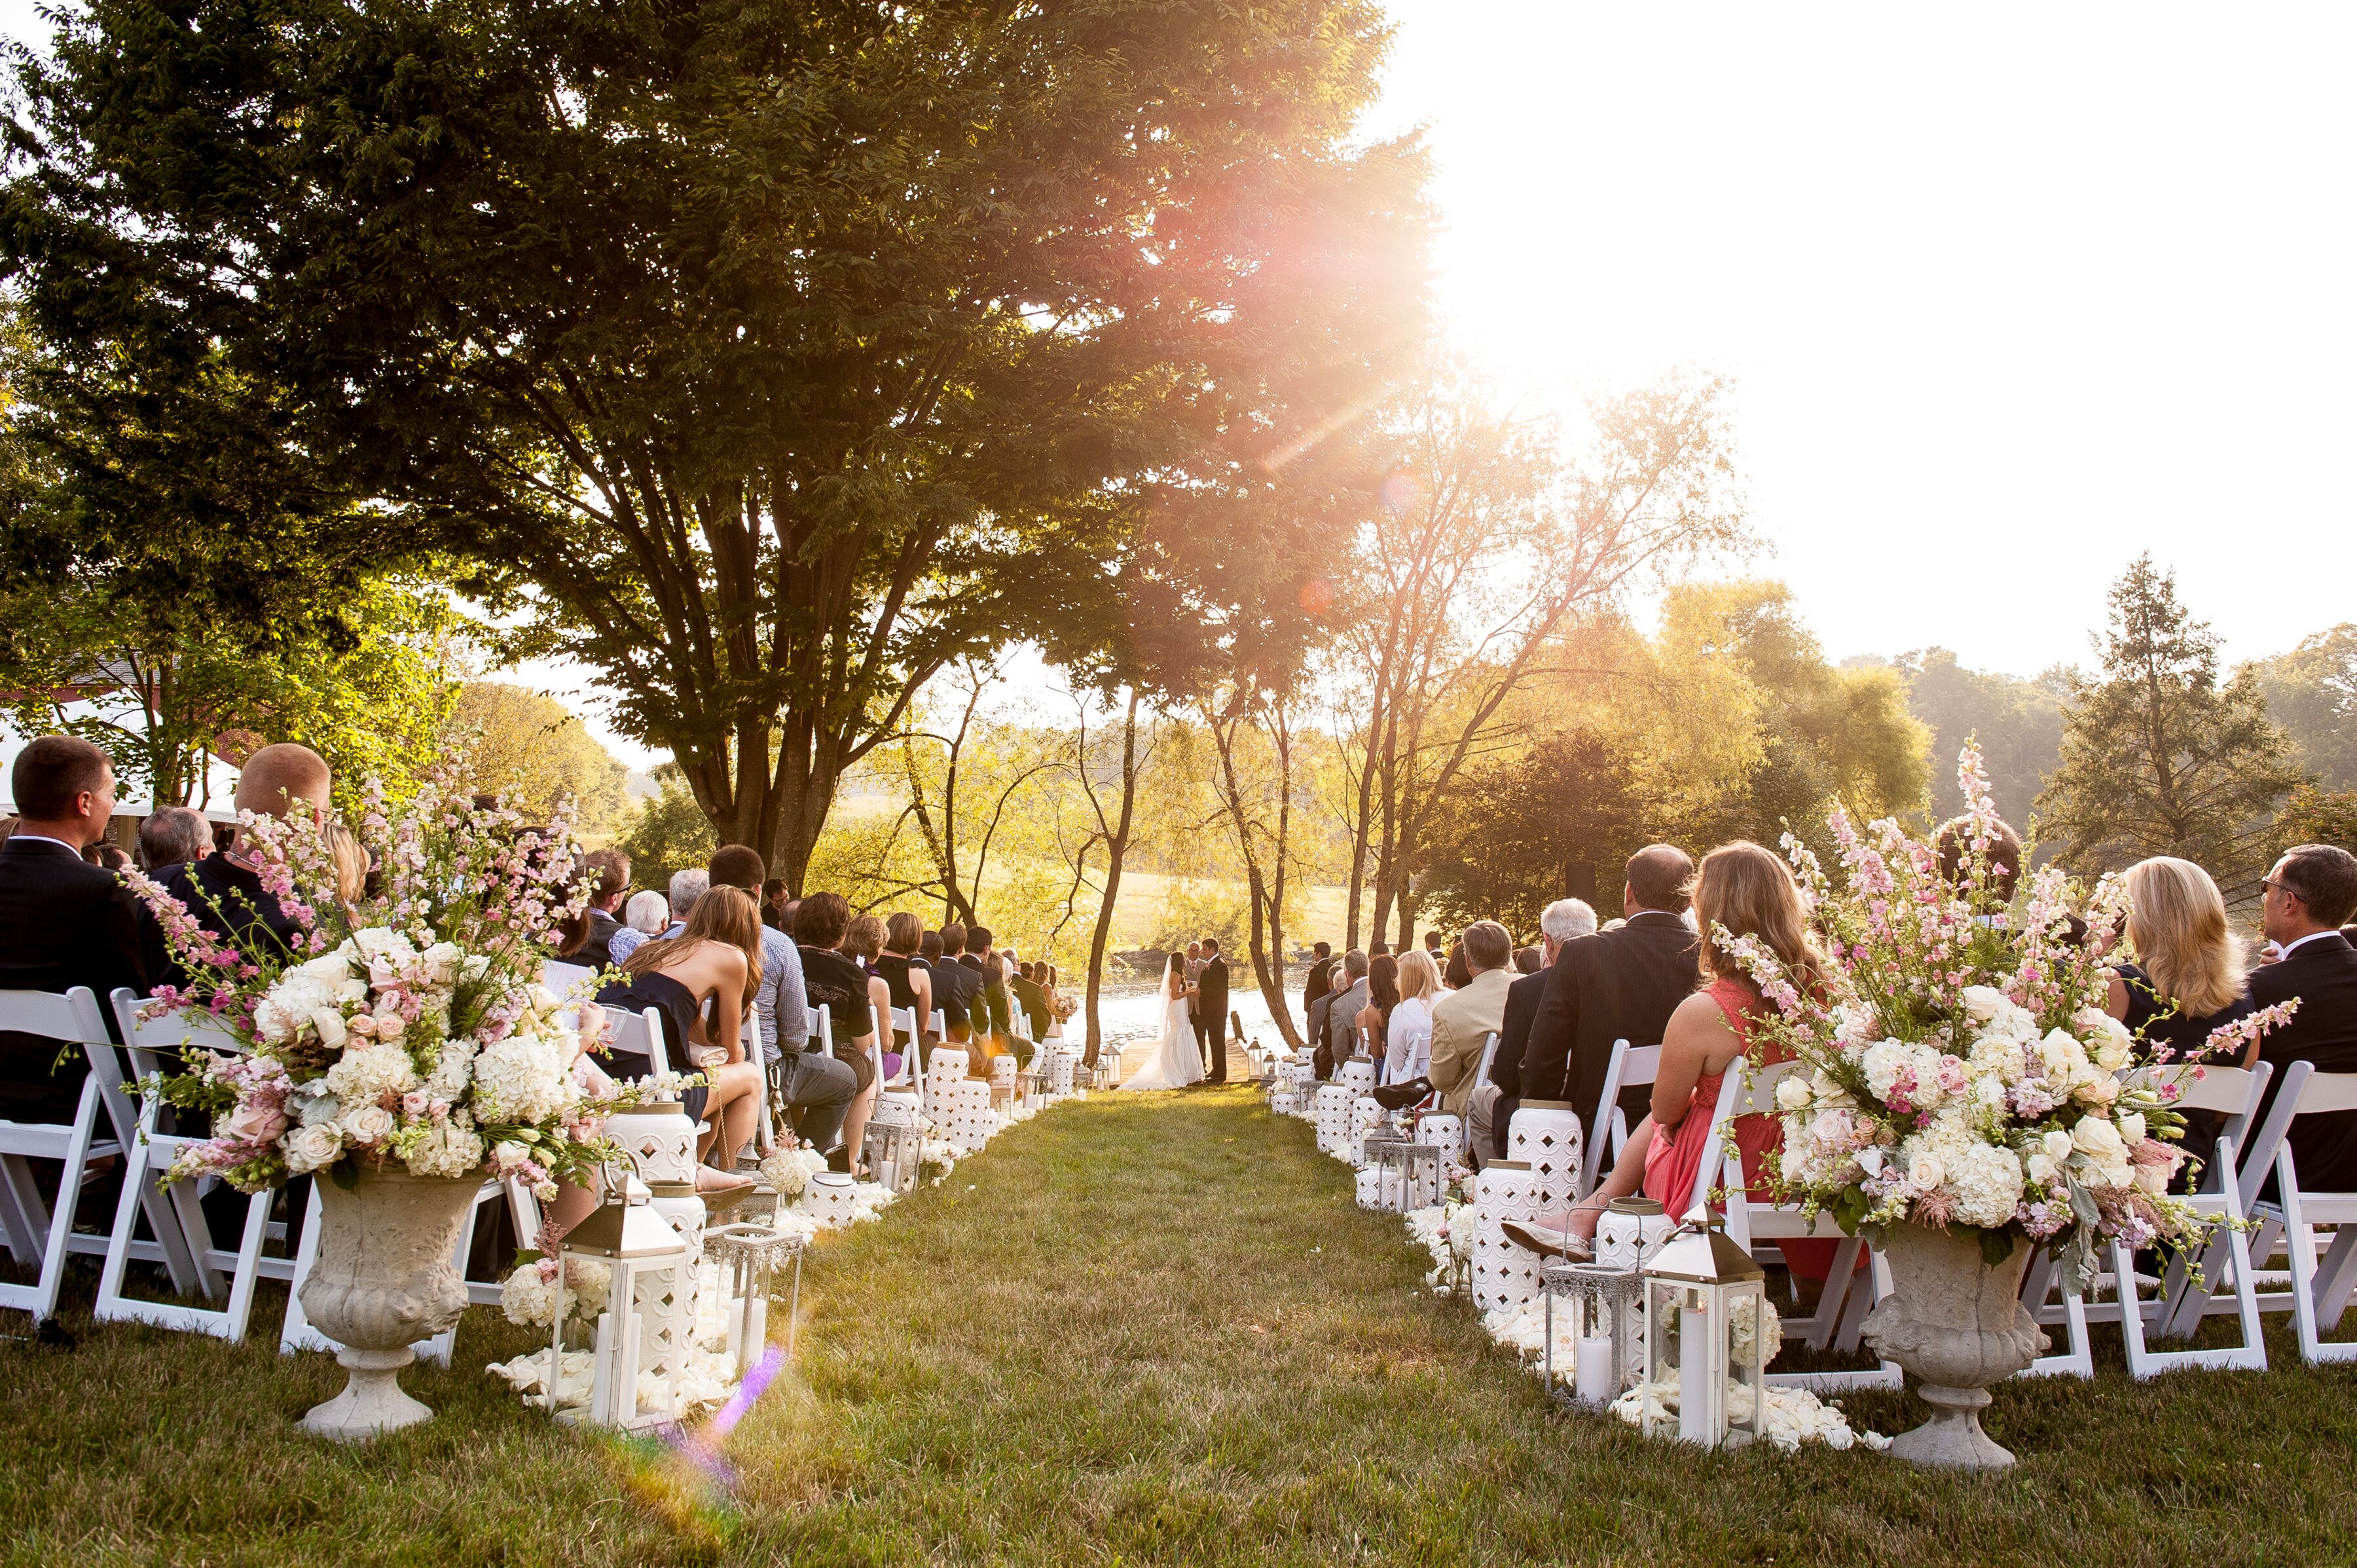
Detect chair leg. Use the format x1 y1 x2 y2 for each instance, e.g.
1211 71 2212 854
0 1155 43 1264
278 1184 334 1355
31 1080 105 1323
2311 1225 2357 1332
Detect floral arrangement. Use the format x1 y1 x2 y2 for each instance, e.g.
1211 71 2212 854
130 771 653 1194
500 1255 612 1329
1725 743 2293 1285
758 1144 828 1199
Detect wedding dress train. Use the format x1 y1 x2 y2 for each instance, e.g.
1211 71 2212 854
1118 983 1206 1091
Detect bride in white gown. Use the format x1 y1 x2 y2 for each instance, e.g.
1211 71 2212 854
1117 954 1207 1091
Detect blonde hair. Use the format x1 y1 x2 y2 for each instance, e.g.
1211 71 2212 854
2123 856 2246 1018
324 822 368 905
1396 947 1440 1004
845 913 886 962
1694 840 1821 993
625 884 765 994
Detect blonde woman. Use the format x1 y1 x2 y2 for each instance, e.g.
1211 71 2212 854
1386 948 1439 1084
2106 856 2254 1060
1507 841 1814 1258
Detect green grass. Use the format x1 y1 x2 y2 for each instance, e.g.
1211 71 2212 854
3 1087 2355 1566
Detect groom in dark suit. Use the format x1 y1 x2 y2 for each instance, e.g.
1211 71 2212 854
2251 843 2357 1194
1197 938 1230 1084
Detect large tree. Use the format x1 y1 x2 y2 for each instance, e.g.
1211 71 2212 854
2039 556 2303 896
2244 625 2357 792
1892 647 2069 828
7 0 1428 888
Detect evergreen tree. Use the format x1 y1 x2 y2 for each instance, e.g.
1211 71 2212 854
2039 556 2304 896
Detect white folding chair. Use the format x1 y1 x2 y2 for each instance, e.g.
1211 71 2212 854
1582 1040 1652 1194
540 958 594 995
2238 1064 2357 1365
92 992 289 1341
0 987 199 1328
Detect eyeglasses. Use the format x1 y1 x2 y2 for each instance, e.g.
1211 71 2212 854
2263 878 2299 902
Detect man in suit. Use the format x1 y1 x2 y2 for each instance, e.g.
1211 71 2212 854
2251 843 2357 1194
1197 938 1230 1083
1323 949 1370 1070
140 742 331 989
933 922 979 1042
136 805 211 876
966 924 1018 1063
1302 941 1334 1029
1467 899 1595 1160
1011 961 1052 1042
1510 845 1699 1154
577 848 630 968
0 735 147 1129
1427 921 1516 1113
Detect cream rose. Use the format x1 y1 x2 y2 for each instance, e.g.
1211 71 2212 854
285 1122 343 1173
340 1103 397 1146
1775 1073 1813 1111
1907 1151 1946 1192
310 1007 348 1050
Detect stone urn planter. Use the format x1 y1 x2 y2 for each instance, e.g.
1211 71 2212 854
1860 1222 2049 1470
296 1163 486 1442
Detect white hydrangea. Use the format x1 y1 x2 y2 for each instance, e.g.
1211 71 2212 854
1946 1138 2026 1227
500 1263 557 1328
472 1030 575 1125
352 927 420 969
759 1146 827 1197
424 1037 477 1100
1859 1039 1912 1101
404 1117 485 1179
324 1042 422 1103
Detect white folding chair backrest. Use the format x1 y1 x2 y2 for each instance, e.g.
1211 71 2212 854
2235 1061 2351 1197
605 1005 674 1078
1732 1057 1798 1119
1469 1031 1503 1093
1583 1040 1656 1192
1680 1067 1747 1218
807 1005 833 1056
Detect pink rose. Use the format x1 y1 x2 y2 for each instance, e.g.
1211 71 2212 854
224 1100 289 1145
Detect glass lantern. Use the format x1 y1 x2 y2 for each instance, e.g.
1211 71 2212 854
1372 1139 1443 1212
1542 1260 1642 1410
862 1118 924 1194
553 1171 693 1429
704 1221 805 1379
1639 1214 1767 1449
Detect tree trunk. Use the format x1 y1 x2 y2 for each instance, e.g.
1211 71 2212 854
1083 691 1145 1069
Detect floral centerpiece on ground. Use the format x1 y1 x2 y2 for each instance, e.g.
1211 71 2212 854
130 771 637 1195
1725 743 2293 1288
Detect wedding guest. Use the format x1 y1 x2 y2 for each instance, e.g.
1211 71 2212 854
934 922 981 1042
0 735 145 1128
136 805 211 875
595 888 765 1194
577 849 631 966
86 840 130 872
1473 900 1595 1161
761 877 790 930
1507 842 1808 1256
2106 857 2254 1059
966 924 1015 1057
1321 949 1370 1072
1011 960 1052 1042
608 890 670 965
796 892 882 1167
1512 946 1543 975
661 869 708 938
1423 930 1444 957
323 822 369 909
1302 941 1335 1029
879 912 938 1065
1357 953 1400 1065
139 742 331 988
1933 813 2024 907
1383 947 1439 1087
1425 921 1514 1115
1512 846 1698 1156
708 846 809 1070
2248 844 2357 1193
1442 939 1472 992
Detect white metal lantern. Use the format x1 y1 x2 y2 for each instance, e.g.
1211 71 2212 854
862 1118 924 1194
704 1221 806 1380
1639 1214 1767 1449
1542 1260 1643 1410
552 1174 694 1429
1371 1139 1443 1212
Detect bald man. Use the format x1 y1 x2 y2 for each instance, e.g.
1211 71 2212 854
141 742 332 987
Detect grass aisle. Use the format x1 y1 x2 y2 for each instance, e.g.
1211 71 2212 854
4 1086 2355 1566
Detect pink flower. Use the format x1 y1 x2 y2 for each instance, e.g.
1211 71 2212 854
223 1100 289 1145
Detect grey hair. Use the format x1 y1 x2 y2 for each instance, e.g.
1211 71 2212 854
667 868 709 919
137 805 212 869
1541 898 1597 944
1342 948 1369 979
625 890 671 934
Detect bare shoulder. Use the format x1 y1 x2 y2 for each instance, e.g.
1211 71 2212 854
1666 989 1738 1041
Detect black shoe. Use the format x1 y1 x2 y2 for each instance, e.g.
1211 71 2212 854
33 1317 75 1351
1372 1078 1433 1111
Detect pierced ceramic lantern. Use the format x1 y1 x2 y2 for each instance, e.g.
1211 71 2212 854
803 1169 860 1228
1639 1214 1767 1449
704 1221 805 1379
552 1172 693 1430
1542 1260 1643 1410
1507 1101 1584 1208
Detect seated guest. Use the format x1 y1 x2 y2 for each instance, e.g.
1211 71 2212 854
878 912 937 1065
1320 949 1370 1074
1511 846 1698 1161
1356 953 1400 1065
966 924 1015 1058
2249 844 2357 1194
577 849 631 966
1474 900 1595 1162
796 892 881 1169
1442 939 1472 993
2107 857 2254 1057
660 869 708 938
136 805 211 875
1384 948 1440 1089
1933 812 2024 910
1011 960 1053 1043
707 845 809 1070
87 840 131 872
594 887 767 1194
1423 921 1515 1114
0 735 145 1126
760 877 790 930
608 890 671 965
1512 945 1543 975
139 742 332 989
932 921 980 1042
1302 941 1336 1022
1507 841 1808 1256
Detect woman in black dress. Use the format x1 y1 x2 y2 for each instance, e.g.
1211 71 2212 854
877 910 936 1070
795 893 883 1173
2106 856 2254 1184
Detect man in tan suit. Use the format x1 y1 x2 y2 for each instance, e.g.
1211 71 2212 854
1429 921 1515 1113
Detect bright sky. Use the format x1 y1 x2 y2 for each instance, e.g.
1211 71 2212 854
7 2 2350 768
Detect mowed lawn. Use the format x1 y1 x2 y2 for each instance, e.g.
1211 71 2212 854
3 1087 2354 1567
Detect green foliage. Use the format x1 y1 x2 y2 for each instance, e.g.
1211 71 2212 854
2244 624 2357 791
444 684 630 837
1416 727 1651 936
2039 556 2305 897
7 0 1431 886
612 767 716 890
1893 647 2070 830
2277 784 2357 857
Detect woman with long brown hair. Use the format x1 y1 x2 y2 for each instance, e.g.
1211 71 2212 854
1506 841 1817 1257
594 885 767 1194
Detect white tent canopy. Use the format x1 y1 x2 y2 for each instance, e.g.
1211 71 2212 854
0 704 243 823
